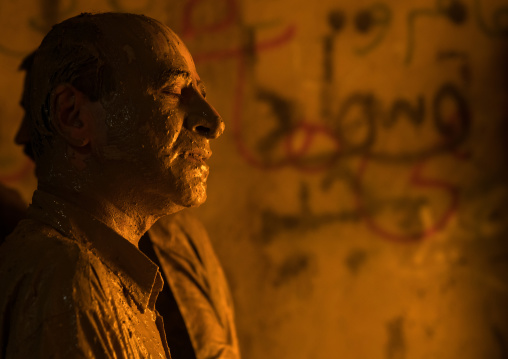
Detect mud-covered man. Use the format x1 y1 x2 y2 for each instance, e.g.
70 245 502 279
0 12 236 358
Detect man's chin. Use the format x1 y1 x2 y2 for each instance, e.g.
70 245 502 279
171 182 207 209
181 192 207 209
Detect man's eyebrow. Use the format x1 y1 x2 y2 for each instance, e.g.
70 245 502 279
156 69 206 94
156 69 191 88
166 69 191 79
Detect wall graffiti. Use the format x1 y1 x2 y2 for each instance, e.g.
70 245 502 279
474 0 508 38
321 0 508 64
334 82 470 162
355 157 462 241
354 3 392 55
182 0 238 38
260 182 361 243
405 0 468 64
246 81 471 169
195 0 475 242
233 76 469 241
324 4 392 61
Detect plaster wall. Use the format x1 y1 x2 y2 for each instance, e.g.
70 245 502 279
0 0 507 358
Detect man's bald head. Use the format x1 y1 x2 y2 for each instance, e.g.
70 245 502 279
29 13 175 164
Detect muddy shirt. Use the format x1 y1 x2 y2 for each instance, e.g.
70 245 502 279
0 190 170 359
145 213 241 359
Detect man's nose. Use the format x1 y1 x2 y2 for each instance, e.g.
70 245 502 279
184 91 225 139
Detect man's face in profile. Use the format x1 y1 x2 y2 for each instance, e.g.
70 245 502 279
110 24 224 209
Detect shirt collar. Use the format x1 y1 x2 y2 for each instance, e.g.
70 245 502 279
28 190 163 313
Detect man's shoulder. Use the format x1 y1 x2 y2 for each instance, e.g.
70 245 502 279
0 220 128 358
0 219 109 305
1 219 85 270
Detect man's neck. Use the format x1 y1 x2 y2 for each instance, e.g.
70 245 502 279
37 182 175 247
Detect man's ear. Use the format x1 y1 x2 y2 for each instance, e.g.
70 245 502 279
52 84 92 147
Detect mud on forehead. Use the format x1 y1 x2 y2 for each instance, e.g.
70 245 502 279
93 15 183 70
102 17 195 94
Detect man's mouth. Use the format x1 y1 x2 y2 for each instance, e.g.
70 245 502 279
180 149 211 163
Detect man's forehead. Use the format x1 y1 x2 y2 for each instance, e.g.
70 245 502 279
121 24 177 58
123 24 194 67
146 38 200 88
91 16 199 91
